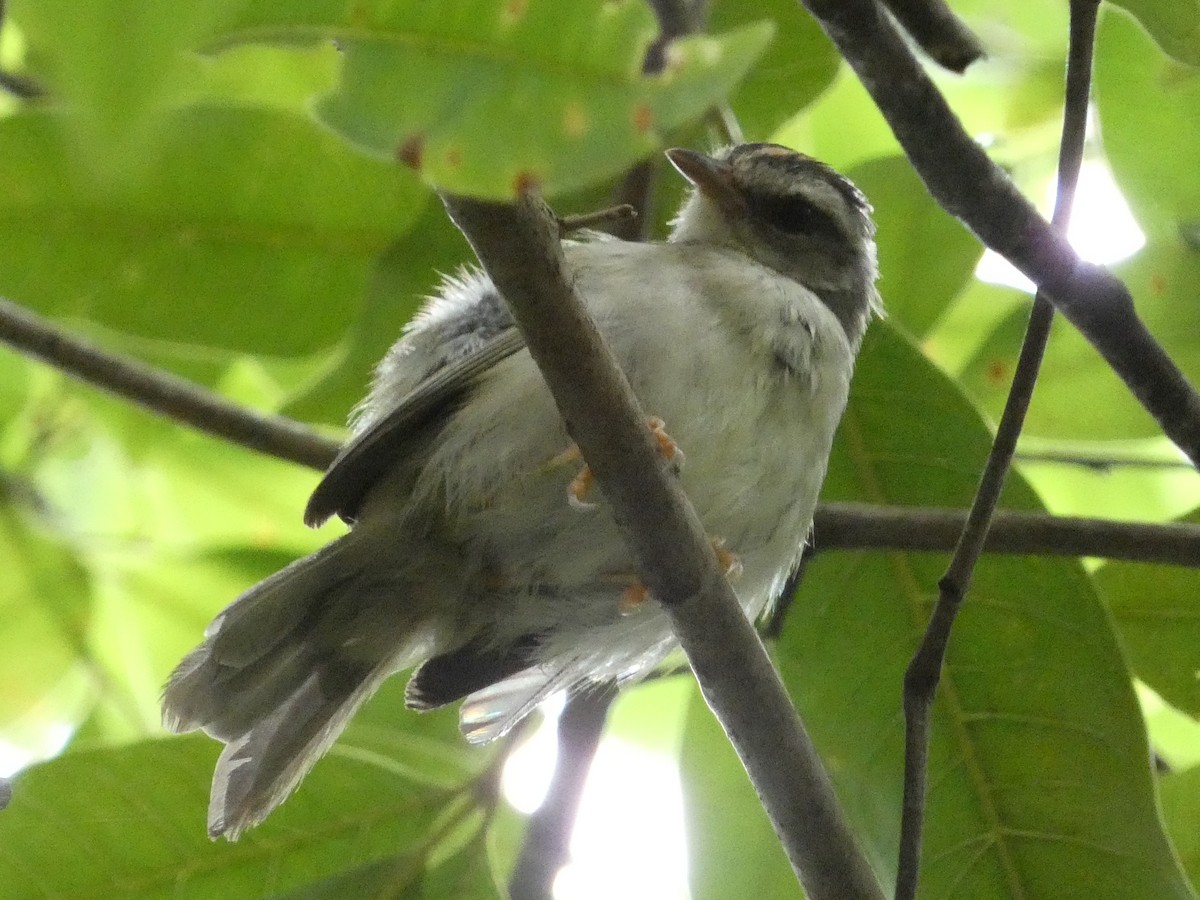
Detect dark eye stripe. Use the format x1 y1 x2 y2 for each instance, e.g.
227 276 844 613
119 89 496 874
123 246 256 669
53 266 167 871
746 190 844 239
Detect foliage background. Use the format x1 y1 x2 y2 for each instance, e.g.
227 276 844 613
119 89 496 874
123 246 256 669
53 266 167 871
0 0 1199 896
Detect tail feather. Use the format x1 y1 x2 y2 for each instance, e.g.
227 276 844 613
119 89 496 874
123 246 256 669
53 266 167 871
162 533 438 839
206 657 396 839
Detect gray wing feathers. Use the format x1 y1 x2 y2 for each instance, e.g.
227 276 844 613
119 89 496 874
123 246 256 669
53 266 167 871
304 328 526 527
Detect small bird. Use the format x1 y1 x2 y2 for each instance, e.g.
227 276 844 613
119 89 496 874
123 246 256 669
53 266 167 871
163 142 881 839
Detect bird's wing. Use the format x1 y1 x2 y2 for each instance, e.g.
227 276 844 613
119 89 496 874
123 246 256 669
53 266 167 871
304 328 527 527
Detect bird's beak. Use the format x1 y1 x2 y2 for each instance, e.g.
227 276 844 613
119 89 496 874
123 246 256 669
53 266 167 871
665 148 745 215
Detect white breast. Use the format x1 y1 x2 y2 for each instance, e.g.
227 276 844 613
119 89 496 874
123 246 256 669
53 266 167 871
404 239 856 682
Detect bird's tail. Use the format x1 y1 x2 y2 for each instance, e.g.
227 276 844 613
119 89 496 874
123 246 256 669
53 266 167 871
162 531 443 839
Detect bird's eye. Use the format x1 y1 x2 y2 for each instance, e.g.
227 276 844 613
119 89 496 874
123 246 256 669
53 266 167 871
748 192 838 238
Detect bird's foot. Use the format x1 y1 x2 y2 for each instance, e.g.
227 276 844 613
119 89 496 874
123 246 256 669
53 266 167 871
616 538 741 617
551 417 684 510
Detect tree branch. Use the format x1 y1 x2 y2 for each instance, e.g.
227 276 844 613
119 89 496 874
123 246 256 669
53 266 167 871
438 190 885 899
0 297 340 471
893 2 1096 894
507 685 617 900
797 0 1200 468
815 503 1200 567
876 0 984 72
4 298 1199 569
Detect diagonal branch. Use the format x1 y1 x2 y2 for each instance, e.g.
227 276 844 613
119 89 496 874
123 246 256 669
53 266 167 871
797 0 1200 468
890 1 1097 895
4 297 1199 568
0 297 340 471
438 190 885 900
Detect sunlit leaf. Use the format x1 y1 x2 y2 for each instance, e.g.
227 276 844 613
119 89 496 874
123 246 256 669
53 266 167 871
0 107 423 357
208 0 773 198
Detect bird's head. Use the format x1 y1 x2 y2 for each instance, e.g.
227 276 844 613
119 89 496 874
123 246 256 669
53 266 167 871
667 143 881 346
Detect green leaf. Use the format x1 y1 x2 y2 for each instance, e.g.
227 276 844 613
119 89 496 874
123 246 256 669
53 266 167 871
1096 10 1200 238
849 157 982 338
0 679 496 899
959 237 1200 440
681 683 801 899
1094 515 1200 720
685 323 1192 897
0 106 423 357
709 0 839 141
9 0 247 172
210 0 774 198
1161 766 1200 891
0 502 92 727
1107 0 1200 66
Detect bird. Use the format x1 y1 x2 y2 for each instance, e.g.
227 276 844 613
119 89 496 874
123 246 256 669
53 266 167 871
162 142 881 839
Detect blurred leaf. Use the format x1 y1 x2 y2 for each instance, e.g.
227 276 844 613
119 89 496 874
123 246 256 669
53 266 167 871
1094 514 1200 719
960 238 1200 439
0 106 422 357
686 323 1191 897
209 0 773 198
0 502 92 726
8 0 246 173
1108 0 1200 66
1096 11 1200 238
1162 766 1200 892
0 712 497 900
849 156 982 338
682 683 802 899
710 0 839 141
284 198 470 425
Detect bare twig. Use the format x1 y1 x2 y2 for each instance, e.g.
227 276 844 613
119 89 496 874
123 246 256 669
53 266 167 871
8 300 1197 569
508 685 617 900
0 297 340 471
877 0 984 72
798 0 1200 468
894 2 1098 896
439 190 884 899
557 204 637 236
813 503 1200 567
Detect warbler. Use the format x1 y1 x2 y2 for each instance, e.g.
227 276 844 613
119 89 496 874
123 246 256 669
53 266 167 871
164 142 881 838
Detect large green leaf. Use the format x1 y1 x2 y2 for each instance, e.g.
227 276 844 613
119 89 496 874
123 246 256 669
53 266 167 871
1108 0 1200 66
0 681 496 899
1093 513 1200 720
208 0 773 198
682 323 1191 897
8 0 247 171
959 237 1200 440
710 0 840 142
0 106 422 357
1096 10 1200 239
848 157 982 339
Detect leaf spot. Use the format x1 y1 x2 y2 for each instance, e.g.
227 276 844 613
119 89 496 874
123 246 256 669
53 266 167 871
985 358 1010 386
563 102 587 138
514 171 540 196
502 0 527 25
1150 273 1168 295
632 103 653 134
396 135 424 170
446 146 463 170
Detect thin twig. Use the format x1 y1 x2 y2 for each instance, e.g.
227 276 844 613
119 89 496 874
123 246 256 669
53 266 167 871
508 685 617 900
813 503 1200 567
798 0 1200 468
557 204 637 236
5 298 1199 569
438 189 884 899
0 297 340 471
894 3 1098 896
